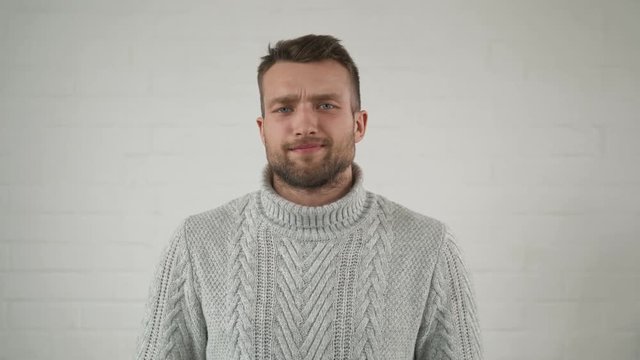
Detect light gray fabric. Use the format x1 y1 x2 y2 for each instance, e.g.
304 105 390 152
135 164 483 359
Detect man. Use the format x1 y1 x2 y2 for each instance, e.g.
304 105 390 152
136 34 483 360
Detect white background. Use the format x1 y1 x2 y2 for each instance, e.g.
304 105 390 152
1 0 639 359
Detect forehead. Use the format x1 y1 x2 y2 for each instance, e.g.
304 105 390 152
262 60 352 99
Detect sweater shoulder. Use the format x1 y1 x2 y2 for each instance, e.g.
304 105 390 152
188 191 256 221
182 191 257 245
374 194 448 249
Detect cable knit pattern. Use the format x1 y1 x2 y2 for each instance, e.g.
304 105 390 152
333 229 364 359
226 198 258 359
272 233 343 358
415 228 483 360
136 219 207 360
136 163 483 360
351 200 392 360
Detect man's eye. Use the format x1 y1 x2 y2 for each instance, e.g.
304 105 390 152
318 103 335 110
276 107 293 113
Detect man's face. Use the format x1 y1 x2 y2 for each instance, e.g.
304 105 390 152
257 60 367 189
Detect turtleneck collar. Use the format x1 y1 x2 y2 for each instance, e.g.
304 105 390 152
257 163 374 240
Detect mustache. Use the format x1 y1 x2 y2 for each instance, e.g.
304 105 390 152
285 137 331 150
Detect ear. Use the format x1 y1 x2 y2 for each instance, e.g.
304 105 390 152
354 110 368 143
256 116 266 145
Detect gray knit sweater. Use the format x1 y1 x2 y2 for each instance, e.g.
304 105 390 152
135 164 483 359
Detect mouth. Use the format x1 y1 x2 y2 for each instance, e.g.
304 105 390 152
289 143 325 153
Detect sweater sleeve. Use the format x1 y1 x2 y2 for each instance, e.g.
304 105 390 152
135 218 207 360
415 226 483 360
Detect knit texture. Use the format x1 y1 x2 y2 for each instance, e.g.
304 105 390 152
135 164 483 359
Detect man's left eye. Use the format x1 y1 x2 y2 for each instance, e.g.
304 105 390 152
319 103 335 110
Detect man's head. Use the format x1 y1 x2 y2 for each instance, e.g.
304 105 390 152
257 34 361 117
256 34 367 190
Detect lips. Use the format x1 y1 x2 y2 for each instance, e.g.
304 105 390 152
291 143 323 150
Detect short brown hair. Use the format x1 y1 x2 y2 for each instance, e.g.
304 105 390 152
257 34 361 117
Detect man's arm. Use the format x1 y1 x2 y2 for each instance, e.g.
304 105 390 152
135 218 207 360
415 226 483 360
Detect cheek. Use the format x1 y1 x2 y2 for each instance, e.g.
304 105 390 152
262 124 286 147
328 120 356 139
264 120 288 136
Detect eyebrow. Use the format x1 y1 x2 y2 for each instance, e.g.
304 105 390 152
266 93 343 108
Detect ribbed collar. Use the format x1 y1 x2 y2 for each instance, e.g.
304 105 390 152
257 163 374 240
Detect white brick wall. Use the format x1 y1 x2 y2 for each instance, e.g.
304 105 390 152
1 0 639 359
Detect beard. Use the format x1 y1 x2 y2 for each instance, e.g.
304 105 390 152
265 134 355 190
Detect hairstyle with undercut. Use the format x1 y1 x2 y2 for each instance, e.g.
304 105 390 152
257 34 361 117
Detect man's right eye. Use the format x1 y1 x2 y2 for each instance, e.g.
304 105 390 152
276 107 293 113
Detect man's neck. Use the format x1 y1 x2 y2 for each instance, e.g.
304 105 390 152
272 165 354 207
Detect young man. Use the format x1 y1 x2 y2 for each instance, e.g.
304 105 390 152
136 34 483 360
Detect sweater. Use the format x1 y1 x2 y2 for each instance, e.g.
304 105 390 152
135 163 483 360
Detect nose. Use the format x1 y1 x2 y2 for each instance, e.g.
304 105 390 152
292 105 318 136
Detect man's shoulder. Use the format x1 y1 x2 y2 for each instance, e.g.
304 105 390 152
183 191 259 234
373 192 447 243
